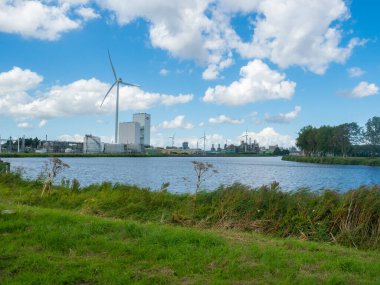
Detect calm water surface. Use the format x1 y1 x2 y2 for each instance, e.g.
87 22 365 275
4 156 380 192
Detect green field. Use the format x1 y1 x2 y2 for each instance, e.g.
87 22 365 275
1 172 380 284
282 155 380 166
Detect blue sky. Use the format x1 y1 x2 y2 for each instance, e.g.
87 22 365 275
0 0 379 148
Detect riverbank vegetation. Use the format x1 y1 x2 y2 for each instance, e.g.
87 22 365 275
2 172 380 283
283 155 380 166
296 116 380 157
1 172 380 250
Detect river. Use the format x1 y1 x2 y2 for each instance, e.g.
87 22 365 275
4 156 380 192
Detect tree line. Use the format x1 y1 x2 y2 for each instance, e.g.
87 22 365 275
296 116 380 157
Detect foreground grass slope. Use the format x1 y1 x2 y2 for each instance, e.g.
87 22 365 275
1 204 380 285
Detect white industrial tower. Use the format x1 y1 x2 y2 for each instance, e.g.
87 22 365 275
133 113 151 146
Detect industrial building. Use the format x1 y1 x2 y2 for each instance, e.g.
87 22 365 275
83 135 103 153
119 122 140 145
133 113 151 147
119 113 151 148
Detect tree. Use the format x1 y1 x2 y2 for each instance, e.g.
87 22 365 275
365 116 380 156
192 161 218 205
296 126 317 156
41 158 70 197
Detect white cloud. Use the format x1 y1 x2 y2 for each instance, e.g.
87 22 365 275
157 115 194 129
38 119 48 127
233 0 364 74
96 0 362 77
1 1 362 76
58 134 84 142
160 94 193 106
76 7 100 20
0 66 43 94
208 115 244 124
17 122 32 129
159 68 169 76
0 67 193 119
203 60 296 106
0 1 83 40
265 106 301 123
351 82 379 98
242 128 295 147
347 67 365 78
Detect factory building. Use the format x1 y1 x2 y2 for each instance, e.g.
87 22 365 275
83 135 103 153
119 122 140 145
133 113 151 147
119 113 151 150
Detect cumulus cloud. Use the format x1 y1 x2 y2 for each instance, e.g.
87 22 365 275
157 116 194 129
208 115 244 124
232 0 364 74
160 94 193 106
38 119 48 128
0 0 97 40
203 60 296 105
351 82 379 98
96 0 362 77
347 67 365 78
17 122 32 129
0 67 193 119
265 106 301 124
242 128 295 147
76 7 100 20
1 1 362 77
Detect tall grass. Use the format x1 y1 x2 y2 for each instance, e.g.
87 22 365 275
1 172 380 249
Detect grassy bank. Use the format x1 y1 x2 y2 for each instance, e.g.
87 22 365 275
1 172 380 250
282 155 380 166
2 204 380 284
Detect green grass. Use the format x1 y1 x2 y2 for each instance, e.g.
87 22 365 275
1 204 380 284
283 155 380 166
2 172 380 250
2 172 380 283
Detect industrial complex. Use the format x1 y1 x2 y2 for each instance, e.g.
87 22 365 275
0 112 294 155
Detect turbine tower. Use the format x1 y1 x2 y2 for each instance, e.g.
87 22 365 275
169 133 176 148
101 50 139 144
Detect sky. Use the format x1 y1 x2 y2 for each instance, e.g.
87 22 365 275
0 0 379 149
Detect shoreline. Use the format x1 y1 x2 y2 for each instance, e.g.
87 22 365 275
282 155 380 166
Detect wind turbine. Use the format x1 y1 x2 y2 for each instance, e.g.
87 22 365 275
101 50 139 144
169 133 176 148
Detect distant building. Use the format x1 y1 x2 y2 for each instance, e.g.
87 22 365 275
182 141 189 149
83 135 102 153
119 122 140 145
133 113 151 146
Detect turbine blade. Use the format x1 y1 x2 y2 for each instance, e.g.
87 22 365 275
108 50 118 81
120 81 140 87
100 81 117 107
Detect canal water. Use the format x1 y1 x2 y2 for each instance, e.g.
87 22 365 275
4 156 380 192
